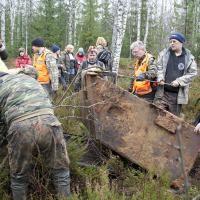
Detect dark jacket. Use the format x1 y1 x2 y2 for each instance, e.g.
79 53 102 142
74 60 105 91
0 45 8 60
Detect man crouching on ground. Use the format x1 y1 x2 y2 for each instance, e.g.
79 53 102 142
0 66 70 199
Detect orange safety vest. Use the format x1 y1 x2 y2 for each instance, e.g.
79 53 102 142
33 51 50 84
132 53 153 95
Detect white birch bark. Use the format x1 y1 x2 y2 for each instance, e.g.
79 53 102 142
143 1 150 46
111 0 129 74
0 0 6 44
16 0 22 47
68 0 73 44
25 0 28 52
8 0 17 47
65 0 70 44
137 0 142 41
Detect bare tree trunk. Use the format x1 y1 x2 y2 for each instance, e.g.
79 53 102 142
68 0 77 45
143 1 150 46
137 0 142 41
16 0 22 48
184 0 188 37
25 0 28 53
111 0 129 74
0 0 6 44
9 0 17 47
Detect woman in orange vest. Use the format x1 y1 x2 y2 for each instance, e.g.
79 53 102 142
128 41 157 102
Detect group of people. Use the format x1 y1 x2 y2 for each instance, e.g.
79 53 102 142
14 36 112 99
0 36 112 200
0 32 200 199
129 32 197 118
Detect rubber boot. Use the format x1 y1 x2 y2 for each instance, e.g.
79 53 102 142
53 169 70 198
11 175 27 200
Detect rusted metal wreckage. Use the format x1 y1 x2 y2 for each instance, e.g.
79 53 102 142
79 73 200 185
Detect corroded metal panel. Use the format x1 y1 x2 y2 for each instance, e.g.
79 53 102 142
80 75 200 181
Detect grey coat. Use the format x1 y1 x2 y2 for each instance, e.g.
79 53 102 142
154 48 197 104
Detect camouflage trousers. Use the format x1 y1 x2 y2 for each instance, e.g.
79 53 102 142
7 114 70 200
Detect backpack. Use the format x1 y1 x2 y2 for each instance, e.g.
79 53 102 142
97 49 112 65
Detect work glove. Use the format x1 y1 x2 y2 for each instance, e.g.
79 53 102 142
136 73 146 81
74 84 80 92
194 122 200 133
128 87 133 93
52 90 58 98
171 80 180 87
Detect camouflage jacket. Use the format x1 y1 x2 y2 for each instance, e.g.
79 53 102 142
0 73 53 125
61 51 71 70
46 53 59 91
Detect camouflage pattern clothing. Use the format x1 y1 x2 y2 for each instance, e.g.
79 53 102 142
0 72 70 199
33 49 59 98
46 53 59 91
8 115 70 200
0 73 52 125
61 51 77 83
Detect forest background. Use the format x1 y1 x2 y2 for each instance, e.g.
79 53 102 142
1 0 200 68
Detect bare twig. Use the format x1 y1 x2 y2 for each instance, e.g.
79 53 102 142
0 154 8 170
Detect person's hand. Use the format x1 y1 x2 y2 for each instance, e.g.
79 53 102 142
136 73 145 81
0 39 3 48
52 90 58 98
158 80 165 85
194 123 200 133
171 80 180 87
128 87 133 93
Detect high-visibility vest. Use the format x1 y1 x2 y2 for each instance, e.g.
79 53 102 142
133 53 152 95
33 51 50 84
0 59 8 72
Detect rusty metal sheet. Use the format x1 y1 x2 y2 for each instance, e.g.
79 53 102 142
80 75 200 181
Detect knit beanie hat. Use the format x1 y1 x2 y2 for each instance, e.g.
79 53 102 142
31 38 44 47
169 32 186 43
51 44 60 53
78 47 84 54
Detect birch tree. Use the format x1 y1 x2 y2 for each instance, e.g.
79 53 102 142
137 0 142 40
0 0 6 44
111 0 129 74
68 0 77 45
8 0 17 47
143 0 150 46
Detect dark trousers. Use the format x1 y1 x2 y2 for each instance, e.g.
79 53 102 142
136 90 156 103
155 91 182 116
59 71 67 90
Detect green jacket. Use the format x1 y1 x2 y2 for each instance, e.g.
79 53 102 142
154 48 197 104
0 73 53 125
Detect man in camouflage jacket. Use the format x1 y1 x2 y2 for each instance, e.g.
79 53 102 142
0 66 70 200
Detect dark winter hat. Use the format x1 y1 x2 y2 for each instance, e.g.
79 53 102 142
31 38 44 47
51 44 60 53
169 32 186 43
